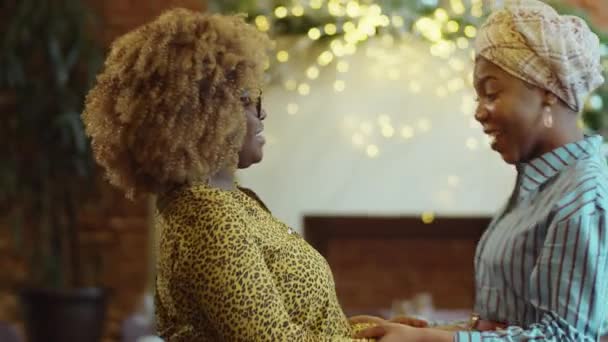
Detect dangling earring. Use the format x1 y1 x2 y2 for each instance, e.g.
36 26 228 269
543 106 553 128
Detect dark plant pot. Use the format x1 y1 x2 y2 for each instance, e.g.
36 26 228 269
20 287 109 342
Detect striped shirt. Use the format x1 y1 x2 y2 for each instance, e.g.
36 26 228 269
455 135 608 342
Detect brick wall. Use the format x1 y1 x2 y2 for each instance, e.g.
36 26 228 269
0 177 152 342
84 1 208 340
89 0 207 45
0 230 26 324
304 216 489 319
0 1 208 341
327 238 477 316
79 176 152 342
84 1 208 338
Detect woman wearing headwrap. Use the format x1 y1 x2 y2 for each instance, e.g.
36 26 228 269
356 0 608 341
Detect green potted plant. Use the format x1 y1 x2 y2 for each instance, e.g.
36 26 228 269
582 72 608 137
0 0 107 341
547 0 608 137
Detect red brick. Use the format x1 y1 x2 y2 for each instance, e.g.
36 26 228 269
0 1 209 340
327 238 476 314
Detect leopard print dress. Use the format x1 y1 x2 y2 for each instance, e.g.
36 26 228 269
155 182 372 341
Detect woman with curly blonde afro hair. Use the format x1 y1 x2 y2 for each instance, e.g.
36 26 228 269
83 8 374 341
83 8 269 198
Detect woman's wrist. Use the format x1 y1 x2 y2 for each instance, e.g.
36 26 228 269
420 328 455 342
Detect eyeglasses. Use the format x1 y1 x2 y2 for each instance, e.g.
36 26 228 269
241 89 263 118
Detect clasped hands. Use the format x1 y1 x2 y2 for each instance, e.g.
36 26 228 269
349 315 456 342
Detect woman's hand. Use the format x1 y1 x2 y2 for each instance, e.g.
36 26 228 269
389 316 429 328
349 315 428 328
349 315 388 325
355 323 425 342
355 323 454 342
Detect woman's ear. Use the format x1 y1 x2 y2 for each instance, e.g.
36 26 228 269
542 91 559 108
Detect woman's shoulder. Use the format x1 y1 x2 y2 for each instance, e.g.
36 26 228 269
158 183 244 220
237 186 271 213
552 157 608 220
568 154 608 189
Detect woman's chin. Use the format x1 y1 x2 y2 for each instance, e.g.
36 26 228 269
238 152 263 169
498 151 518 164
254 151 264 164
491 142 517 164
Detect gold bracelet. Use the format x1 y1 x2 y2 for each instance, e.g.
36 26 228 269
468 313 480 331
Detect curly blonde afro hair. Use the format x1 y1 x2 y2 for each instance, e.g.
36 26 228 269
82 8 272 199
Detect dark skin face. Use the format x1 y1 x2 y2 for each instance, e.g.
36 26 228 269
238 89 266 169
473 57 574 164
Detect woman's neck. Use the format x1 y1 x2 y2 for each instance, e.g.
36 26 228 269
208 167 236 191
531 113 584 161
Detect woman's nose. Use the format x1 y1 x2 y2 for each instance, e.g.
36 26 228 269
474 104 488 123
259 108 267 121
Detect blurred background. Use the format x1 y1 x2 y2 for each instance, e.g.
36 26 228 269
1 0 607 341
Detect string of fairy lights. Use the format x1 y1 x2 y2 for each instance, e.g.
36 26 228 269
214 0 608 221
245 0 489 159
237 0 606 154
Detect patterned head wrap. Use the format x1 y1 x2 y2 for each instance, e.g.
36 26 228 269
475 0 604 112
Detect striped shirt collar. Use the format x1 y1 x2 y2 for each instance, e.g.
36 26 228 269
517 135 603 195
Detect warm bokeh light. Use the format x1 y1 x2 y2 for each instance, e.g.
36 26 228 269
446 20 460 33
292 5 305 16
276 50 289 63
284 79 297 91
337 60 350 73
306 66 320 79
310 0 323 10
333 80 346 92
308 27 322 40
415 17 443 42
392 15 404 28
450 0 466 15
422 212 435 224
298 83 311 95
324 23 338 35
401 126 414 139
318 51 335 66
287 103 299 115
434 8 449 22
255 15 270 32
352 133 365 146
366 144 379 158
464 25 477 38
274 6 288 18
